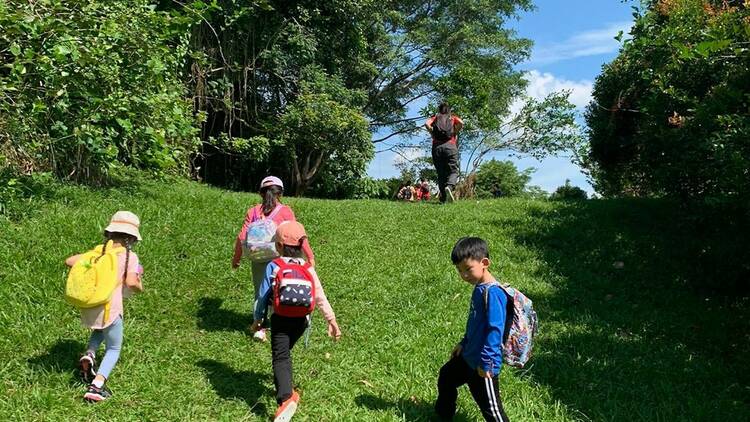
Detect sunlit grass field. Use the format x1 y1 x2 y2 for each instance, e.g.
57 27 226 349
1 178 747 420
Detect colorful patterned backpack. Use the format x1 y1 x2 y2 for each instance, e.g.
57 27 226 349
244 205 282 262
271 258 316 318
484 282 538 368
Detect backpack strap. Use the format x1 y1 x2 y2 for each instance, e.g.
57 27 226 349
483 281 512 340
254 204 283 222
482 281 501 312
267 204 283 220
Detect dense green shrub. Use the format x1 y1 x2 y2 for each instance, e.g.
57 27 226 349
352 177 397 200
474 159 534 198
550 179 588 201
584 0 750 198
0 0 199 183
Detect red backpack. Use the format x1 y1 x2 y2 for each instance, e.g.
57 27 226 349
272 258 316 317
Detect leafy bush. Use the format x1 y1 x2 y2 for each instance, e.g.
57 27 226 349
352 177 399 200
474 159 534 198
0 0 199 183
550 179 588 201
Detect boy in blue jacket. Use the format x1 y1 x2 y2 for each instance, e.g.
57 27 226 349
435 237 510 422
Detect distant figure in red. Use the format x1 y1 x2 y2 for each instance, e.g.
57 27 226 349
417 178 431 201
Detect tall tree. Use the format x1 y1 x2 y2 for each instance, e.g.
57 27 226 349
183 0 540 194
584 0 750 198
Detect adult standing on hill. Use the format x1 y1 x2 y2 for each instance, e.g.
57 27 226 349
425 103 464 203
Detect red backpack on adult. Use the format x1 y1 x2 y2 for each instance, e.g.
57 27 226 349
272 258 316 317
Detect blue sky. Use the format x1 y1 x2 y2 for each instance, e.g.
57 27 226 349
367 0 636 194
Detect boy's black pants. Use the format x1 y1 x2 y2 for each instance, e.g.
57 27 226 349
270 314 307 404
435 355 510 422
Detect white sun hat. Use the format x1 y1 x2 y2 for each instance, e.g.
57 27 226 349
104 211 142 241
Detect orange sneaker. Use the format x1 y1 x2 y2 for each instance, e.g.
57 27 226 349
273 390 300 422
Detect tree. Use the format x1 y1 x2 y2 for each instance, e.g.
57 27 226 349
460 90 582 176
277 91 372 195
183 0 541 195
549 179 588 201
584 0 750 198
366 0 535 144
474 159 534 198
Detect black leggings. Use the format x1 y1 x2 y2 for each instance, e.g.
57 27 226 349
270 314 308 404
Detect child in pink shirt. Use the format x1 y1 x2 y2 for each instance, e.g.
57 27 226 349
65 211 144 403
232 176 315 342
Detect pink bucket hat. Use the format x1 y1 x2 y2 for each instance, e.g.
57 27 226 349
104 211 142 241
260 176 284 191
275 221 307 246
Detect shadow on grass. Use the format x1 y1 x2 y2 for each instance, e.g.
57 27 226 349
197 297 252 332
355 394 472 421
503 199 750 420
197 359 270 416
27 339 87 386
28 339 85 372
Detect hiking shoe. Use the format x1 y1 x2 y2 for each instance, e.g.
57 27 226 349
445 186 455 203
78 353 96 384
274 390 300 422
253 328 267 342
83 384 112 402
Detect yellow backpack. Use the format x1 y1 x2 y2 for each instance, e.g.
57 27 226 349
65 241 126 323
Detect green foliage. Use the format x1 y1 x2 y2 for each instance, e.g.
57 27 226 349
549 179 588 201
187 0 380 192
351 177 398 200
277 87 372 195
395 155 436 185
584 0 750 198
187 0 541 195
0 0 199 183
368 0 535 143
474 159 534 198
463 91 584 175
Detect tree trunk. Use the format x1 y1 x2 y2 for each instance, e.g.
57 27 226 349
293 150 326 196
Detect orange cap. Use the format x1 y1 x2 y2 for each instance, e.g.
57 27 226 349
275 221 307 246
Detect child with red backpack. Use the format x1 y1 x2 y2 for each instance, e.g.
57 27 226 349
250 221 341 422
232 176 316 342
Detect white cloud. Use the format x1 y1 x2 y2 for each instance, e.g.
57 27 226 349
392 146 427 167
529 21 632 66
523 70 593 109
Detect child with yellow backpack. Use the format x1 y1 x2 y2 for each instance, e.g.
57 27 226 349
64 211 144 402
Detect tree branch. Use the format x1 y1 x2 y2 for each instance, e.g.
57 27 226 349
372 126 421 143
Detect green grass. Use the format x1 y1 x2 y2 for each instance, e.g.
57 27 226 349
1 179 748 421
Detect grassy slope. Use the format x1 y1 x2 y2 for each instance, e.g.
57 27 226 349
0 179 747 421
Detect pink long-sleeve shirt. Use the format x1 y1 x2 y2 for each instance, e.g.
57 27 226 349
232 204 315 265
